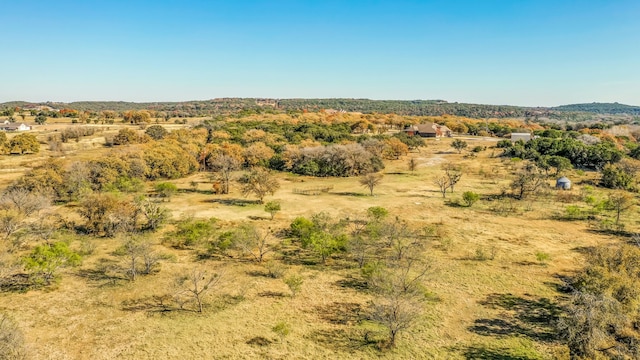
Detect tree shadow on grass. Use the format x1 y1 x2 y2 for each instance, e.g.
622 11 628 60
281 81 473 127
335 276 369 292
258 291 287 298
205 198 260 207
314 302 364 326
585 227 637 238
0 273 35 293
455 344 543 360
468 293 561 343
121 294 174 313
331 192 368 197
305 328 377 353
75 258 126 288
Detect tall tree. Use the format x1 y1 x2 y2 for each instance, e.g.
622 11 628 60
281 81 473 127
451 139 468 154
238 167 280 203
209 154 241 194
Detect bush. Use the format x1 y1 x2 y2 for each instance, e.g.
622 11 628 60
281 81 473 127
272 321 291 341
145 125 168 140
22 241 81 285
535 251 550 263
284 274 303 297
166 217 217 249
264 260 286 279
496 139 512 148
462 191 480 207
155 182 178 200
289 217 315 246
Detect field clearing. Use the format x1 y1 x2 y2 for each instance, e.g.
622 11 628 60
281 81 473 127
0 132 635 359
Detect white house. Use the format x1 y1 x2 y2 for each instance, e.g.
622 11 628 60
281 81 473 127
0 122 32 131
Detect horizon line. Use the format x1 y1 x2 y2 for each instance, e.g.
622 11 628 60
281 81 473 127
1 98 639 109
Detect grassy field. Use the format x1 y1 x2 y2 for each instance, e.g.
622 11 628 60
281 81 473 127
0 127 635 359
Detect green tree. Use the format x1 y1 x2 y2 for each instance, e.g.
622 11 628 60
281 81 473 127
238 167 280 203
510 163 546 200
34 113 47 125
606 191 634 226
9 134 40 154
310 231 346 264
145 125 168 140
264 201 281 220
289 217 315 246
22 241 81 285
600 160 637 190
112 128 148 145
548 155 573 176
451 139 468 154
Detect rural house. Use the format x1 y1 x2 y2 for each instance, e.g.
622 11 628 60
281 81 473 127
404 122 452 138
0 121 32 132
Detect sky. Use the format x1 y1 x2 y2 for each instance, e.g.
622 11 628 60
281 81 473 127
0 0 638 107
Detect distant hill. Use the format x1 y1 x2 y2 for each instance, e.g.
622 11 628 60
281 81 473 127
552 102 640 115
0 98 528 118
2 99 639 118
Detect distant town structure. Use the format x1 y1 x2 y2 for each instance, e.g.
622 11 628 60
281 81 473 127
556 176 572 190
22 104 57 112
0 121 31 131
255 98 279 107
404 122 452 138
510 133 532 142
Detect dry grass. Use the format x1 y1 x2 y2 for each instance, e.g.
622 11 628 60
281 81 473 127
0 134 635 359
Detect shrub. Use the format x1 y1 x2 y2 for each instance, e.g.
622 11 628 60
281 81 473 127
166 217 217 249
145 125 168 140
272 322 291 341
535 251 550 263
155 182 178 200
289 217 315 246
462 191 480 207
264 260 286 279
22 241 81 285
284 274 303 297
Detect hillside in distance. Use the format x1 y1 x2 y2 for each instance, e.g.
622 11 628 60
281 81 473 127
2 98 639 118
552 102 640 115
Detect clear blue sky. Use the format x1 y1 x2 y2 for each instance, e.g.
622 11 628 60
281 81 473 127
1 0 638 106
